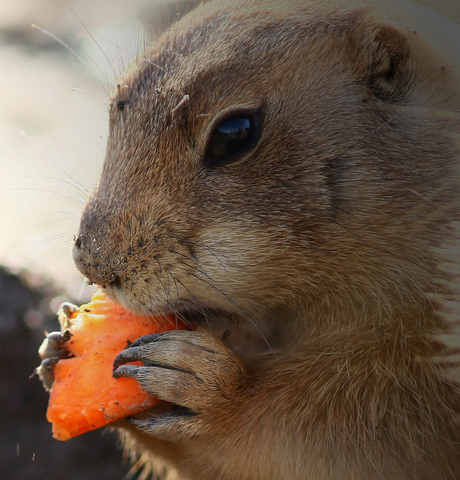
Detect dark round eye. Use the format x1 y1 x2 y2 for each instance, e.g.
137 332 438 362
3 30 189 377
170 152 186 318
206 114 260 165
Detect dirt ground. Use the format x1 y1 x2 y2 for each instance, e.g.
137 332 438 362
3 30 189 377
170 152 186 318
0 265 145 480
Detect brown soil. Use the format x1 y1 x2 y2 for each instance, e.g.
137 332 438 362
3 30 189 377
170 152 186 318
0 266 138 480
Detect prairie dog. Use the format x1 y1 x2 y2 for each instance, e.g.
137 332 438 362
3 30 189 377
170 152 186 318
48 0 460 478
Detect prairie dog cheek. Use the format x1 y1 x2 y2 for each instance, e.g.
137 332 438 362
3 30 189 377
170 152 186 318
192 225 279 357
194 224 274 292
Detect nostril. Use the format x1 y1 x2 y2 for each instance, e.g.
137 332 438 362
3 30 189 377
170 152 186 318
74 236 82 249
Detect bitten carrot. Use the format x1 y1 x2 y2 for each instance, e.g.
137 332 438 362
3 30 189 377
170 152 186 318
45 290 187 441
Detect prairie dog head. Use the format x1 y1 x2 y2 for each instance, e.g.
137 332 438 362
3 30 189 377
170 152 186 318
73 0 460 347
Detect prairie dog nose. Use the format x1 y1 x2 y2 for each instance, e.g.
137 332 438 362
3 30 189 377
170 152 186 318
72 233 122 287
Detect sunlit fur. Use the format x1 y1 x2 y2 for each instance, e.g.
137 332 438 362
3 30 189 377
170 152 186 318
73 1 460 479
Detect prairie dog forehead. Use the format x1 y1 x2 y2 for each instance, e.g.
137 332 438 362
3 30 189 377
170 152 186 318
107 17 299 144
108 1 356 115
109 12 245 112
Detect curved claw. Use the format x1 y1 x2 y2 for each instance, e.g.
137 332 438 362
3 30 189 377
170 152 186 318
113 347 145 369
37 357 59 391
129 333 163 348
128 407 201 442
48 329 72 346
113 364 140 379
58 302 78 329
59 302 78 318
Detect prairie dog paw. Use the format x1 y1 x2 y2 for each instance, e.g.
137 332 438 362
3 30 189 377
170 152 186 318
36 302 76 390
38 330 72 361
37 330 73 391
113 330 248 440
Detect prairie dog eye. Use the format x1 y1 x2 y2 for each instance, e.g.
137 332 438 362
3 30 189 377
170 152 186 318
206 113 261 165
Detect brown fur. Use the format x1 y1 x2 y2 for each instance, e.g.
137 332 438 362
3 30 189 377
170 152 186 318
72 1 460 478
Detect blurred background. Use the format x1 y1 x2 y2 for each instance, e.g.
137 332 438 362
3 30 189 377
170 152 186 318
0 0 156 289
0 1 172 479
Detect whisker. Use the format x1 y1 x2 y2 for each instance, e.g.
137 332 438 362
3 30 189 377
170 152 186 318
187 272 273 352
169 249 221 286
171 252 241 311
162 271 195 330
33 173 89 197
135 248 155 266
126 207 142 225
0 143 89 195
2 187 85 207
185 263 230 296
174 311 194 330
142 58 167 74
31 24 108 95
33 233 73 250
150 256 174 312
94 35 168 74
168 246 239 306
170 275 214 337
165 268 181 308
14 211 80 227
19 131 92 190
170 249 274 351
62 0 116 82
325 178 367 186
169 234 229 273
404 188 436 204
23 84 107 108
164 266 173 304
153 272 171 312
153 256 163 278
330 205 381 239
324 141 359 167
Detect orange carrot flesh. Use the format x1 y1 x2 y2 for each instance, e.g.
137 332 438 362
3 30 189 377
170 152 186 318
47 290 187 441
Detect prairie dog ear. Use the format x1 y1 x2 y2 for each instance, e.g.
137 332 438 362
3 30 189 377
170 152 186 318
364 24 412 102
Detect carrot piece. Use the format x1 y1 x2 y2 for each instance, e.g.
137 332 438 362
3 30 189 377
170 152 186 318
46 290 187 441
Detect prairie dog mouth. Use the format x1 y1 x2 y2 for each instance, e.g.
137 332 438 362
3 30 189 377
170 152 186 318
102 282 242 330
102 284 271 358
